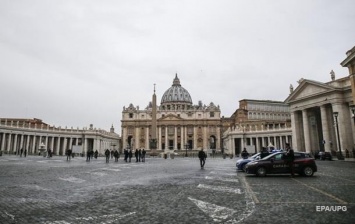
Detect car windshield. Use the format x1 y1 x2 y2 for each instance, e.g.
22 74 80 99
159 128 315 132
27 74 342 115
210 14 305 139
261 152 283 160
250 153 260 159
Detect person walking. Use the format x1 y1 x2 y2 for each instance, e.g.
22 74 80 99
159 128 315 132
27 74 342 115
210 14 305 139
114 150 119 162
66 149 72 161
241 148 249 159
24 149 27 157
86 150 91 162
138 149 142 162
105 149 110 163
128 149 133 162
124 149 128 162
198 148 207 169
94 150 98 159
142 149 146 162
135 149 139 162
285 143 295 177
20 148 23 157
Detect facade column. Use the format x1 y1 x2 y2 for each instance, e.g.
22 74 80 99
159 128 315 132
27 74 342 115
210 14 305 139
261 136 265 148
135 127 139 150
145 127 149 149
193 127 197 149
203 126 208 149
180 126 184 150
216 126 220 150
302 109 311 153
165 127 168 151
256 136 260 152
332 103 353 153
158 127 162 150
185 126 188 148
320 105 331 152
174 126 177 150
291 111 302 150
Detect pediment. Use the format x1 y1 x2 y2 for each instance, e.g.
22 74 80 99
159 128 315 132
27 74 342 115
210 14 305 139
158 114 183 121
285 79 335 103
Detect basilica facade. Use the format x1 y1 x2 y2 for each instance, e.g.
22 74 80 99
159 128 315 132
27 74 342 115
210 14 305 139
121 74 222 152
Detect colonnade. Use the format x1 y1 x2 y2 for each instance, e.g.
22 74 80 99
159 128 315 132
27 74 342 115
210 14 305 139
223 129 292 156
291 102 355 154
0 122 120 156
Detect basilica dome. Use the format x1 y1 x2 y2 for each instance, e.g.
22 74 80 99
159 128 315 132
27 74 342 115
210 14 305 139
161 74 193 106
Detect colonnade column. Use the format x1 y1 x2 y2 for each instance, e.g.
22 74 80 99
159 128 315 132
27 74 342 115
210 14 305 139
31 136 36 154
63 137 68 155
69 138 73 150
7 134 11 152
13 134 18 153
50 137 54 152
320 105 331 152
56 137 60 155
302 109 311 153
1 133 5 151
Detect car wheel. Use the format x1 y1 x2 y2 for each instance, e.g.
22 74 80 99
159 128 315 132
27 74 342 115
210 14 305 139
302 166 314 177
242 164 246 172
256 167 266 177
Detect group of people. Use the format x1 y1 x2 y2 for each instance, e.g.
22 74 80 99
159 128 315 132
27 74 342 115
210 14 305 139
122 148 146 163
104 149 120 163
15 148 27 157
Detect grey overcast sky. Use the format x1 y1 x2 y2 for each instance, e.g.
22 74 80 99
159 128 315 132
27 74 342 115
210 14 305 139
0 0 354 134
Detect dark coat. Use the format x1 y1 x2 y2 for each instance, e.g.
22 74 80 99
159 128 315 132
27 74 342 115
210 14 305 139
198 150 206 159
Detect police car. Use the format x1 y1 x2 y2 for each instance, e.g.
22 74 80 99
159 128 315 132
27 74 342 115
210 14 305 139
245 152 317 177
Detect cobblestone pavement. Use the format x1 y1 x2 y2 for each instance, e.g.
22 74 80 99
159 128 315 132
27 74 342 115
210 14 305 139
0 155 354 224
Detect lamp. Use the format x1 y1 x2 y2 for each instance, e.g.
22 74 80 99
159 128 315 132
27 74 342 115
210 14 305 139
333 112 344 160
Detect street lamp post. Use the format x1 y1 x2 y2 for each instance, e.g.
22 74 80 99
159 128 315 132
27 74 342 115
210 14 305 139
333 112 344 160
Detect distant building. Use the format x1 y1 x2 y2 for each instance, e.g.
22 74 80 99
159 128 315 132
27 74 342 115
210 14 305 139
0 118 120 155
121 74 222 152
222 99 292 156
